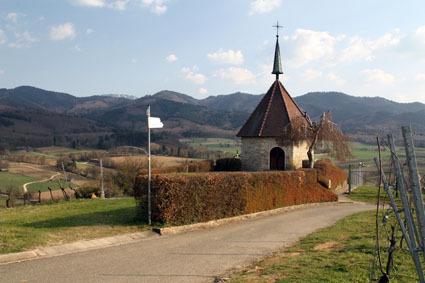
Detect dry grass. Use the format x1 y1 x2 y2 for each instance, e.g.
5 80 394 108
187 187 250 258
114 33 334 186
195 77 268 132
7 162 60 180
109 155 200 168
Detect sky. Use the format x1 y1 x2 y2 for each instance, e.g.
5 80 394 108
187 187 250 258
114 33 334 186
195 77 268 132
1 0 425 103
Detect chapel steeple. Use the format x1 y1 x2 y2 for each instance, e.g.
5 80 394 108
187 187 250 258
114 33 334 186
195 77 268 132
272 22 283 80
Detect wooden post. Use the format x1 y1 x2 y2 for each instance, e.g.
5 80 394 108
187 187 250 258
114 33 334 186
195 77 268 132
48 187 53 201
38 190 41 203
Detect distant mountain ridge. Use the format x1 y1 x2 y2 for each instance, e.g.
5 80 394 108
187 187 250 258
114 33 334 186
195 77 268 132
1 85 425 148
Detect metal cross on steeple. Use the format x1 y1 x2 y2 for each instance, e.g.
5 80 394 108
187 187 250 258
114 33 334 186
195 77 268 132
273 21 283 37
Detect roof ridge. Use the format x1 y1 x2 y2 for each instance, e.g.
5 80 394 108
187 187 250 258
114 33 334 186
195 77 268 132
236 82 275 137
277 81 291 123
259 80 278 136
278 81 311 125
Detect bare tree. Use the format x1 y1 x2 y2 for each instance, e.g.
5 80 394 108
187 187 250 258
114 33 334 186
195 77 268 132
277 111 351 168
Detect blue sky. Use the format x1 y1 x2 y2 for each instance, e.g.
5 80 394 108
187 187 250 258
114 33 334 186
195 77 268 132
1 0 425 103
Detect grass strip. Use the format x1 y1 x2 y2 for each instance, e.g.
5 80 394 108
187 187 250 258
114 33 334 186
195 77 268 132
0 198 148 254
231 186 421 282
231 209 420 282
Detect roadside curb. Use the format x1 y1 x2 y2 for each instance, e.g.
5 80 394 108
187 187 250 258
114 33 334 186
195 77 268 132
0 230 157 266
156 200 356 236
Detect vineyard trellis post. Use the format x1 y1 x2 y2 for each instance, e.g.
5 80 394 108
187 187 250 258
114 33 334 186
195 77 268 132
402 126 425 264
372 126 425 282
388 133 424 281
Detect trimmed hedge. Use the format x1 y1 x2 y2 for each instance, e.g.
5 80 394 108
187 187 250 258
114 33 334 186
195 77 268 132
214 158 241 171
134 169 337 225
138 160 213 175
314 158 347 190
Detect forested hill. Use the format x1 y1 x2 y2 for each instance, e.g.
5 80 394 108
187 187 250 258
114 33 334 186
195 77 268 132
1 86 425 149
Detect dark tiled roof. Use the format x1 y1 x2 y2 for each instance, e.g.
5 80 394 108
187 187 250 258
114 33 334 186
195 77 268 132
236 80 310 137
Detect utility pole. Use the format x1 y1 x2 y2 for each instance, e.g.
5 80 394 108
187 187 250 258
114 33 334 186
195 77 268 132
100 158 105 199
61 162 68 182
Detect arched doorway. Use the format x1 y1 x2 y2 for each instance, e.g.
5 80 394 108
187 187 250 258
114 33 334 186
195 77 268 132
270 147 285 170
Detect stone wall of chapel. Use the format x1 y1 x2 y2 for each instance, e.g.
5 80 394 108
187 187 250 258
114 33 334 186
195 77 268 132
240 137 309 171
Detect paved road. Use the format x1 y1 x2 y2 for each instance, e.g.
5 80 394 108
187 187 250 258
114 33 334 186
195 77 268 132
0 202 374 283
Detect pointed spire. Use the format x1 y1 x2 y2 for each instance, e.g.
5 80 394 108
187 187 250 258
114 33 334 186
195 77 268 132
272 21 283 80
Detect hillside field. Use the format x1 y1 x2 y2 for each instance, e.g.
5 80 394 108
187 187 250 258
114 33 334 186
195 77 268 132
180 137 241 155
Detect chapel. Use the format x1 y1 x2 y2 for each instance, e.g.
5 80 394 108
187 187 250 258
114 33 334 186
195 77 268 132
236 24 312 171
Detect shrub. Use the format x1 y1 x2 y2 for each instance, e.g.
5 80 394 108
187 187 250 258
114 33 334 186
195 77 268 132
113 159 147 196
134 169 337 225
214 158 241 171
314 158 347 190
77 186 99 198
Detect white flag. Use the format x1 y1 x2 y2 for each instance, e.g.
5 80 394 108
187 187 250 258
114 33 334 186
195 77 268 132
148 117 163 128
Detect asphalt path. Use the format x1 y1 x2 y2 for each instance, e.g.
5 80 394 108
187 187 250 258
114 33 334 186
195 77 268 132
0 201 374 283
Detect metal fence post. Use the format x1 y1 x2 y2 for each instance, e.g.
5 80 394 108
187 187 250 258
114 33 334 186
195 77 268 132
348 164 352 194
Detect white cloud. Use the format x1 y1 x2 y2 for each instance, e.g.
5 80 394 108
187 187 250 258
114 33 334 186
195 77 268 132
142 0 168 14
361 69 395 85
214 67 256 84
249 0 280 15
181 66 207 84
0 68 4 75
326 72 345 86
71 0 129 10
6 13 20 23
86 28 94 35
415 73 425 81
131 58 138 63
339 33 399 63
207 49 244 65
0 28 5 45
258 40 270 51
108 0 130 10
8 31 36 48
50 23 76 40
199 88 208 95
414 25 425 46
165 54 178 62
301 68 322 81
286 29 342 67
74 44 81 52
257 63 275 84
70 0 105 7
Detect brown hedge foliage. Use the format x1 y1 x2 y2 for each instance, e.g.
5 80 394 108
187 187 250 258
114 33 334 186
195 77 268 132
314 158 347 190
138 160 213 175
134 169 337 225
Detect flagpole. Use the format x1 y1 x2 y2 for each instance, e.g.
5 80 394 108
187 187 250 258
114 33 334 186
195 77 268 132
147 105 151 225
